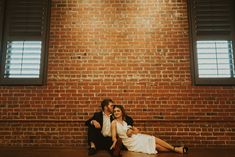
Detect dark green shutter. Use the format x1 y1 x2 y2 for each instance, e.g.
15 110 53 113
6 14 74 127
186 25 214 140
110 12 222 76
0 0 50 85
5 0 47 39
192 0 234 39
188 0 235 85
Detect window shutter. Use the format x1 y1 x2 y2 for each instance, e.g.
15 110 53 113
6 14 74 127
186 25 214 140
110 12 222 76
188 0 235 85
6 0 47 38
0 0 50 85
192 0 234 39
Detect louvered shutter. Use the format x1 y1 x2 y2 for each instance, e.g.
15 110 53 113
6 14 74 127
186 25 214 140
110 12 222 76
6 0 47 38
188 0 235 85
0 0 50 85
192 0 234 39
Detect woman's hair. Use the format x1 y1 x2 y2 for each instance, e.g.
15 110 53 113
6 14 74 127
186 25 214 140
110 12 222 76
113 105 126 120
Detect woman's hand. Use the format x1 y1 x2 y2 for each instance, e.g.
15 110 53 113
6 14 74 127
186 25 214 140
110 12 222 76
110 139 117 150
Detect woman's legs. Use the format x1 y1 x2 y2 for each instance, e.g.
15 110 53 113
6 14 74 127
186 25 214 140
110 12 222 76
156 144 171 152
155 137 184 153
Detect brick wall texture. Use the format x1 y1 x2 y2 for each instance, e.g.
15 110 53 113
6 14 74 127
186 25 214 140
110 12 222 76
0 0 234 148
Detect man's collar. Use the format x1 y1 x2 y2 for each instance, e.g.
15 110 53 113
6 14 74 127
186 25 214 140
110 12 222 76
102 111 112 117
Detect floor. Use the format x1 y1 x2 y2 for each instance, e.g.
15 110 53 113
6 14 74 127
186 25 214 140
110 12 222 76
0 148 235 157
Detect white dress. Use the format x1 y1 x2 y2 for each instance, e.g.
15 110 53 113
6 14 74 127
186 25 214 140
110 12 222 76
116 120 157 154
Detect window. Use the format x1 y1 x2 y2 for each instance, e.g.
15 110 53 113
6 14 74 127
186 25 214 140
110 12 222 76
188 0 235 85
5 41 42 78
0 0 50 85
197 40 234 78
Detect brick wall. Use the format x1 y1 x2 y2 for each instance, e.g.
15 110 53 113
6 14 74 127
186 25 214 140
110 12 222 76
0 0 234 148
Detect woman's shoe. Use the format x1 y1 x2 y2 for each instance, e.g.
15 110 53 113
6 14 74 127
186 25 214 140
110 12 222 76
183 147 188 153
173 146 188 154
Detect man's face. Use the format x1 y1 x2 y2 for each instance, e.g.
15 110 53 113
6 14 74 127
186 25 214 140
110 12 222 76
106 102 114 113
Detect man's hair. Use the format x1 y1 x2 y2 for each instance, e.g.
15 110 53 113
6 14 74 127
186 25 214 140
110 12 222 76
101 98 114 110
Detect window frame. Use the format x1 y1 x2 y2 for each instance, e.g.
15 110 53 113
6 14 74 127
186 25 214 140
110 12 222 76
0 0 51 86
188 0 235 85
0 0 5 73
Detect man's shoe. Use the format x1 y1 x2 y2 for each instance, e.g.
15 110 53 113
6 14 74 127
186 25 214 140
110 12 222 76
88 148 96 156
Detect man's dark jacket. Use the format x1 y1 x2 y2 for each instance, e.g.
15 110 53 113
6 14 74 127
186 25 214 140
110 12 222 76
85 111 134 129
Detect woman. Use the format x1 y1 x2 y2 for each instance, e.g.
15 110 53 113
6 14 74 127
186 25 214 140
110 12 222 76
110 105 188 154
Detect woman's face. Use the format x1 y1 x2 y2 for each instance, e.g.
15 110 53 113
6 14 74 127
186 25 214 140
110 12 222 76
113 107 122 119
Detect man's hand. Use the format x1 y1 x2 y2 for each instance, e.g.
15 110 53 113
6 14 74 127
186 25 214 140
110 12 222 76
91 120 101 129
127 127 140 137
126 129 133 137
132 127 140 134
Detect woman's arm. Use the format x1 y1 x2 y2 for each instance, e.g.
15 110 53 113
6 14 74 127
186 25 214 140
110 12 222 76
110 120 117 150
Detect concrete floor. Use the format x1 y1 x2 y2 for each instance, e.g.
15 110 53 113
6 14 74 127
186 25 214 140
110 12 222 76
0 148 235 157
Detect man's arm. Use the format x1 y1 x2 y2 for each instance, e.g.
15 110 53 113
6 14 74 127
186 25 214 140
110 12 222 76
85 116 94 127
85 112 102 128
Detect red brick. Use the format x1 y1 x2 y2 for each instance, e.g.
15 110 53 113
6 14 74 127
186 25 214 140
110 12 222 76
0 0 234 148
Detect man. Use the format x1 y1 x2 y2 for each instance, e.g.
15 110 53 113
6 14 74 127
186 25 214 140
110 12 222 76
85 98 133 156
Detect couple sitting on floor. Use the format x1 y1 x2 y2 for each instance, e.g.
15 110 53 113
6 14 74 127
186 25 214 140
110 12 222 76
85 98 188 156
